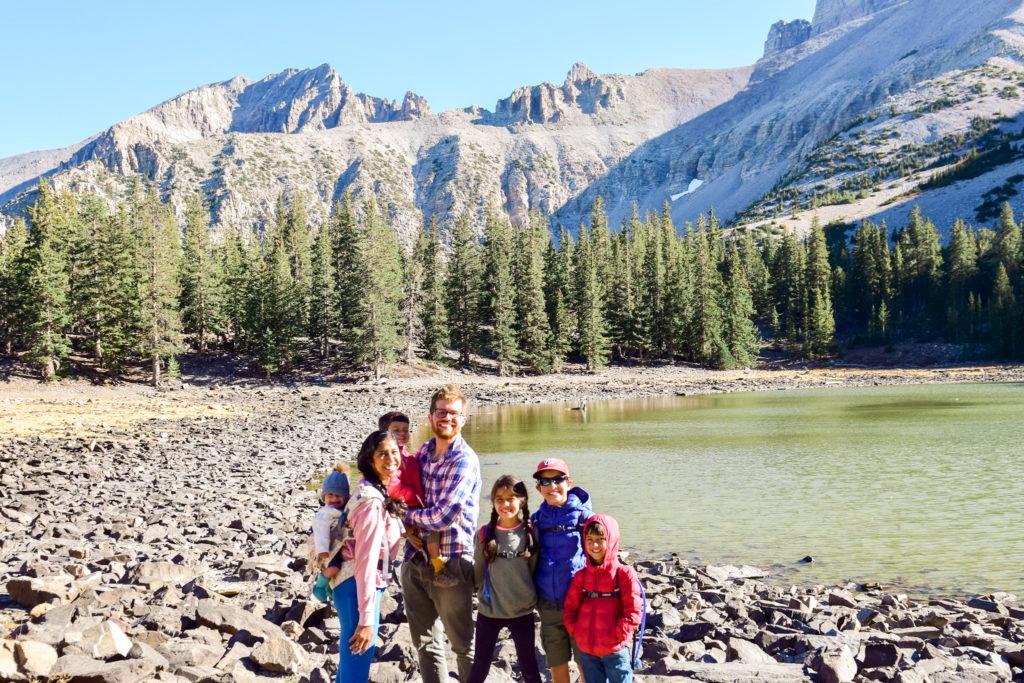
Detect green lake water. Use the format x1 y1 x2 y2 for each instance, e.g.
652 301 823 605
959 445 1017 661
417 382 1024 597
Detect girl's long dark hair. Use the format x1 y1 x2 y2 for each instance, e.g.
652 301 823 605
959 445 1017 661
357 430 408 519
483 474 536 563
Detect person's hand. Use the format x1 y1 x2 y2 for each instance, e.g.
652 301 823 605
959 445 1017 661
406 526 423 550
349 625 374 655
323 566 338 578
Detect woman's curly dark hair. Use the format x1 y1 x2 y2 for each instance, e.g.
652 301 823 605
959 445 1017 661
356 429 408 518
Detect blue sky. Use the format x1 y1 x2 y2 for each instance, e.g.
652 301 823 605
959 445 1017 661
0 0 816 159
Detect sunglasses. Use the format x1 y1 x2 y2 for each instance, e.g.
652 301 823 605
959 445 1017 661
537 475 568 487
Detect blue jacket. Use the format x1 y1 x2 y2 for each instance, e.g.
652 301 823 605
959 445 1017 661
531 487 592 603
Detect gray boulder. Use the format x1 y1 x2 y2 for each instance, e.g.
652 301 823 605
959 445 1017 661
249 637 308 675
194 599 286 642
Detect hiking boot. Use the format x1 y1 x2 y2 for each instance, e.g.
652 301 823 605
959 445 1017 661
432 567 460 588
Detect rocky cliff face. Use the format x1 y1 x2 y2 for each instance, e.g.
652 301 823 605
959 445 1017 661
229 64 429 133
763 19 812 59
810 0 907 36
0 61 750 241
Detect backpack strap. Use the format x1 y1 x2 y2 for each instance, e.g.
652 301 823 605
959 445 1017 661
620 565 647 670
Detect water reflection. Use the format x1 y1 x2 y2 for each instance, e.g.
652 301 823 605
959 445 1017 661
417 382 1024 596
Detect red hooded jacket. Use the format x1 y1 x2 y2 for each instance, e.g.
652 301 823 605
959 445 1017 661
562 514 642 657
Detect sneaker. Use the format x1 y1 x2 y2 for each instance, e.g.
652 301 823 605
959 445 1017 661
432 567 460 588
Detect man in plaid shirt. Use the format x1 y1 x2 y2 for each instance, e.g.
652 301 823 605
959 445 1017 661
401 383 481 683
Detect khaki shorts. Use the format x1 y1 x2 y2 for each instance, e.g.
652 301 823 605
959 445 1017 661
537 599 581 669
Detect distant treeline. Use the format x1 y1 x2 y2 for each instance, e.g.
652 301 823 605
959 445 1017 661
1 178 1023 384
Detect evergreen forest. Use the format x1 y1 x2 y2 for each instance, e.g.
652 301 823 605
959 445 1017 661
2 179 1023 385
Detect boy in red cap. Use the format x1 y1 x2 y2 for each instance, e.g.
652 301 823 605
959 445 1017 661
531 458 593 683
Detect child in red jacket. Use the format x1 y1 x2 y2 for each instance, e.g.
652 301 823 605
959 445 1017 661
563 514 642 683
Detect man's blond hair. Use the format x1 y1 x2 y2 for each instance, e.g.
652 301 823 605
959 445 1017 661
430 383 467 414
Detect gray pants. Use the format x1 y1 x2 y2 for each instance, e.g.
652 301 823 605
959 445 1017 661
400 554 475 683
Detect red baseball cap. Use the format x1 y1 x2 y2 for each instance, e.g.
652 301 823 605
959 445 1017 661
533 457 570 479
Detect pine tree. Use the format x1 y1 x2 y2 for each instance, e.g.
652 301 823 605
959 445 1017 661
738 229 772 318
683 214 729 368
400 228 427 364
771 229 804 342
607 206 641 360
481 209 517 375
722 242 761 367
805 287 836 358
944 219 979 342
179 193 224 353
76 198 139 370
661 210 689 358
246 219 302 376
0 219 30 355
514 212 552 373
135 191 184 385
641 210 667 359
446 211 482 366
309 222 336 359
283 193 313 322
573 223 610 370
24 179 73 380
420 216 449 361
851 219 891 336
349 194 403 379
588 195 614 302
220 225 251 349
896 205 943 327
804 217 835 357
996 201 1021 275
331 193 362 343
990 262 1016 357
544 227 573 372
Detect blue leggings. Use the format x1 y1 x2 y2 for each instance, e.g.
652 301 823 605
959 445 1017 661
334 577 384 683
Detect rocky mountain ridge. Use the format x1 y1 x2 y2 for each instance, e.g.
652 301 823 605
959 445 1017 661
3 0 1024 242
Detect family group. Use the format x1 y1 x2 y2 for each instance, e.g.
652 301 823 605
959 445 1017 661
310 383 643 683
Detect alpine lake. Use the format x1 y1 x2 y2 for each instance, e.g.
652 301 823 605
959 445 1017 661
417 382 1024 598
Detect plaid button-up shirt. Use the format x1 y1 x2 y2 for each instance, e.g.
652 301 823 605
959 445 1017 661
403 433 481 562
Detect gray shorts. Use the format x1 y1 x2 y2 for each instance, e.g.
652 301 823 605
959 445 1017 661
536 599 581 669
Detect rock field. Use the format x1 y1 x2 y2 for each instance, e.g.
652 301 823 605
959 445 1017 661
3 366 1024 681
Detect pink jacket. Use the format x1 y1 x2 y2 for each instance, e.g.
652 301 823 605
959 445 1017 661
338 480 403 626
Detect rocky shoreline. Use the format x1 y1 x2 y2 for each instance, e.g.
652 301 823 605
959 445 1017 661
2 364 1024 681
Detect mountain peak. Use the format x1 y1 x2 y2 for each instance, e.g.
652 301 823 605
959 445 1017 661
566 62 597 84
763 19 812 59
